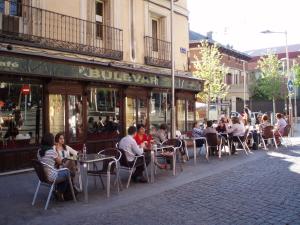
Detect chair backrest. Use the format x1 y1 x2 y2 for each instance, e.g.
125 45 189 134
185 131 193 138
283 125 291 137
262 126 274 138
205 133 218 146
98 148 121 172
32 159 50 183
118 148 131 168
162 138 182 149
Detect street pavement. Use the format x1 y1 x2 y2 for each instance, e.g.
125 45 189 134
1 126 300 225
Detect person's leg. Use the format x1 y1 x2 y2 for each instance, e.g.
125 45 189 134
56 169 70 194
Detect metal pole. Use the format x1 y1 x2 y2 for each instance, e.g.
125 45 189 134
243 60 246 108
293 60 298 123
285 31 293 134
171 0 176 138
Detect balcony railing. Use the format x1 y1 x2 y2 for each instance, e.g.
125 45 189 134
144 36 171 68
0 1 123 60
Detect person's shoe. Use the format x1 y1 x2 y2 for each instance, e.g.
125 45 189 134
131 176 139 183
137 176 148 183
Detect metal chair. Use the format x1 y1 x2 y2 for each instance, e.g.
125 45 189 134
31 160 76 210
205 133 221 159
237 129 251 154
87 148 122 197
278 125 292 148
260 126 278 150
118 148 149 188
161 139 183 175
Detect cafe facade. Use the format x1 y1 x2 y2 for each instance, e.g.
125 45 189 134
0 49 203 172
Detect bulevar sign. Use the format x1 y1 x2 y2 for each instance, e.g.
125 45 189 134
21 84 30 95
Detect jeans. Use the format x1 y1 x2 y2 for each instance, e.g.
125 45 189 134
56 169 70 193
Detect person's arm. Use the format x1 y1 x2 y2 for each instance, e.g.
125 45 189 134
53 150 63 166
131 138 144 156
66 145 78 156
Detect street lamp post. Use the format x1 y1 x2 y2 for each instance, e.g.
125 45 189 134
170 0 178 138
261 30 293 133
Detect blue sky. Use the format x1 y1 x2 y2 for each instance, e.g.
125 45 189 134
188 0 300 52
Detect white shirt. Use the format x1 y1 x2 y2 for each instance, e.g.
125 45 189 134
227 123 245 137
56 145 78 159
119 135 144 161
276 118 287 134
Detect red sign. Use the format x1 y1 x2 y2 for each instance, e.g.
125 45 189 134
21 85 30 95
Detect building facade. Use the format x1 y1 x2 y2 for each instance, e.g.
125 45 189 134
0 0 203 172
188 31 251 116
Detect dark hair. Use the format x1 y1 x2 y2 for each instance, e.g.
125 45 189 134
206 120 213 128
128 126 137 135
88 117 94 123
276 113 282 119
231 116 240 124
137 124 145 131
160 124 168 130
39 133 54 157
193 122 198 128
262 114 268 121
54 132 66 150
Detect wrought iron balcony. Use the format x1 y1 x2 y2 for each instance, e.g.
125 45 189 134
0 0 123 60
144 36 171 68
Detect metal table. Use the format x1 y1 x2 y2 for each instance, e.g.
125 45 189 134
78 153 115 203
183 137 208 165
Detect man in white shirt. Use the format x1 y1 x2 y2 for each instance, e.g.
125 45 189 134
119 126 149 183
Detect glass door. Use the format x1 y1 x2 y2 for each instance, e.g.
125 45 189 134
49 94 65 135
125 96 148 132
68 95 83 142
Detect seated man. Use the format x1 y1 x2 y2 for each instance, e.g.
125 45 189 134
119 126 150 183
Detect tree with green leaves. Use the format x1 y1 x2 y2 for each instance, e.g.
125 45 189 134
193 41 228 119
257 52 283 115
292 62 300 87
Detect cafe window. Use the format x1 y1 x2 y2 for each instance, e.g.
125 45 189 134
87 87 121 139
150 92 171 129
0 82 43 149
187 99 195 131
177 99 185 132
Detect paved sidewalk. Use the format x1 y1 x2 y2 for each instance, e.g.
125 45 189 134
1 129 300 225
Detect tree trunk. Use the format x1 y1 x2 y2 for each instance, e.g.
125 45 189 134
207 88 210 120
272 97 276 125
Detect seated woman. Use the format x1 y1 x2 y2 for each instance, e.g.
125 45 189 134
259 114 271 133
37 133 70 200
133 124 153 147
226 117 245 154
192 121 205 148
134 124 166 169
273 113 287 145
152 124 168 145
54 132 78 177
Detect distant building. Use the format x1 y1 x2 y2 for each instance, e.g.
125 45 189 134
188 31 251 115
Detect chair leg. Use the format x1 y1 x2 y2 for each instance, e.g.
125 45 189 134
172 153 176 176
107 171 110 198
126 169 134 189
32 181 41 206
143 157 149 183
45 183 55 210
273 137 278 149
68 176 77 202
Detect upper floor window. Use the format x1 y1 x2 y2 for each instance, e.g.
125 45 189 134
95 0 104 39
0 0 4 13
0 0 22 16
152 19 158 51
